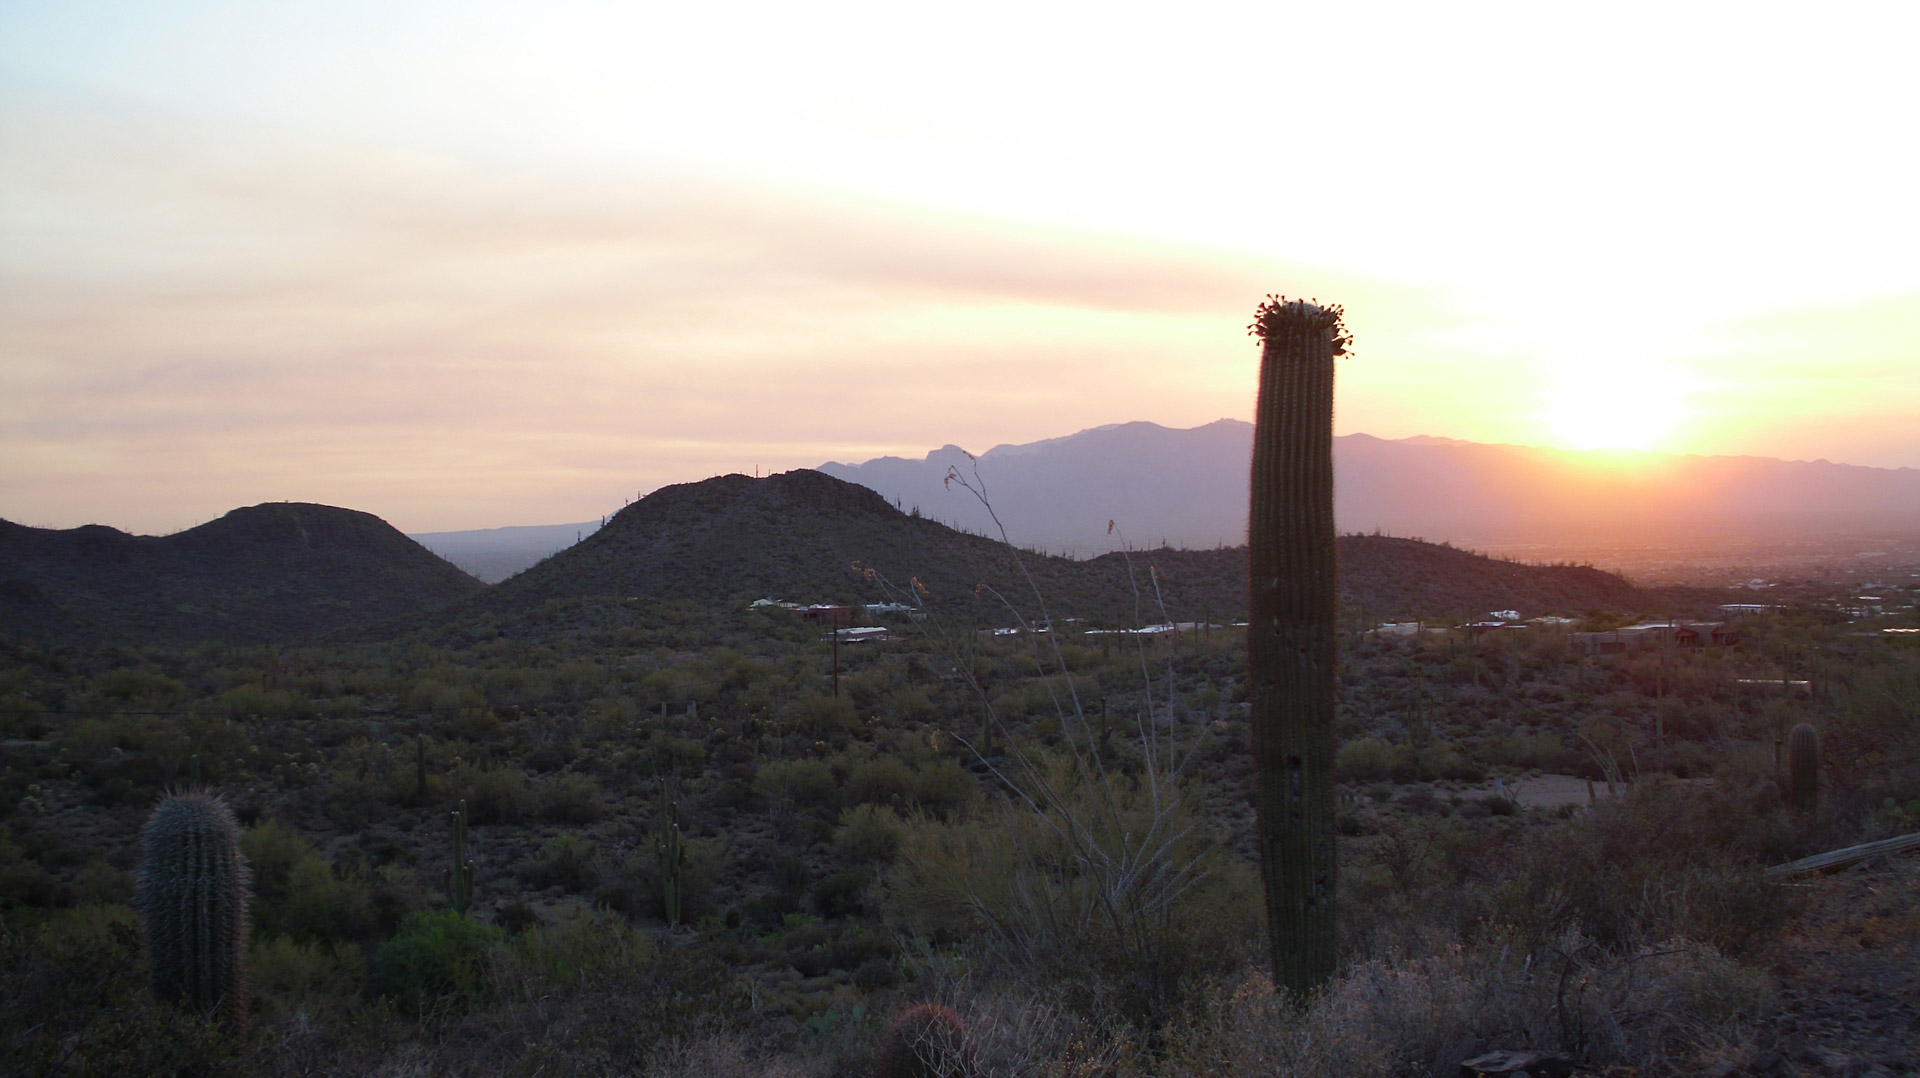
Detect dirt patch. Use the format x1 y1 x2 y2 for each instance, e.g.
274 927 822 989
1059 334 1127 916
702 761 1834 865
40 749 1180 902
1755 851 1920 1075
1461 773 1616 810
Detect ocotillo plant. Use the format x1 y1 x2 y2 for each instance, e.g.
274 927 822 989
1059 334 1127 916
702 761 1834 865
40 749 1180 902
1246 295 1349 998
655 797 687 926
1789 722 1821 814
140 791 251 1030
445 799 476 914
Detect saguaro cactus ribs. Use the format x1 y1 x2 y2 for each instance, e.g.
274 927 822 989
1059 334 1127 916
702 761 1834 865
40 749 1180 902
1246 295 1349 998
140 790 252 1029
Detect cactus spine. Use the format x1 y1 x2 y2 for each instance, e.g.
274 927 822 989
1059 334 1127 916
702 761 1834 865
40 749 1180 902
1246 295 1348 998
444 799 475 914
139 791 251 1030
656 796 687 927
1789 722 1820 814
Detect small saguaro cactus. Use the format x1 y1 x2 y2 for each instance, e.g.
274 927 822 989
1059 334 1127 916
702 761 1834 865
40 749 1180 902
445 799 476 914
140 791 252 1030
1789 722 1821 814
874 1001 975 1078
655 796 687 927
1246 295 1349 999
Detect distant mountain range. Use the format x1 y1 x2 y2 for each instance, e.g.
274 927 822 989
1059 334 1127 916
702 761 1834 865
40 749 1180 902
458 469 1663 629
1 476 1681 645
820 421 1920 557
411 520 603 584
0 503 482 645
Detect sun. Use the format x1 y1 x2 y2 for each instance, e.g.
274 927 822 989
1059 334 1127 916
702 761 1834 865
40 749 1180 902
1537 360 1692 452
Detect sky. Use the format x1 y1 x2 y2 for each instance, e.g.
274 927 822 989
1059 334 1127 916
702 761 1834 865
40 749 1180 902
3 1 1917 534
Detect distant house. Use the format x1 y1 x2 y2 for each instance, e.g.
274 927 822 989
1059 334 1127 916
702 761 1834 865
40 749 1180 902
834 626 890 643
798 604 854 627
1572 620 1736 655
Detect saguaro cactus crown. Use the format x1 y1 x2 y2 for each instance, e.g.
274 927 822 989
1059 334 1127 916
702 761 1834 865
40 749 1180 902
1246 295 1349 998
140 790 252 1029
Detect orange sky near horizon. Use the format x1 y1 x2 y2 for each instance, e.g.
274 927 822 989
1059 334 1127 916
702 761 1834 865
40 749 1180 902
3 2 1917 535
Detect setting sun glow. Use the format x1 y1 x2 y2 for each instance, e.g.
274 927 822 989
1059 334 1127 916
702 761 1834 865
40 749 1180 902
2 2 1918 533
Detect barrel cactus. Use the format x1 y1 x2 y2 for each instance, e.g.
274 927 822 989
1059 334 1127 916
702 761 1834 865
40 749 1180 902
139 791 252 1029
874 1001 974 1078
1789 722 1820 814
1246 295 1349 998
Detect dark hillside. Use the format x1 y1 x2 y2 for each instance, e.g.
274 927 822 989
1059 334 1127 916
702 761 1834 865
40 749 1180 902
0 503 482 644
474 470 1686 627
476 469 1057 619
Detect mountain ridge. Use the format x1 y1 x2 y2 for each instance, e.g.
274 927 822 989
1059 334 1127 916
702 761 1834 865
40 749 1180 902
0 502 483 644
819 422 1920 558
460 469 1684 630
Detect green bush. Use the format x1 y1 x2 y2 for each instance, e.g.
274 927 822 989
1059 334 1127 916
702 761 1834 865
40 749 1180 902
1337 737 1396 782
907 759 979 819
250 935 366 1018
528 833 598 892
497 903 655 990
371 910 504 1015
789 694 859 738
835 805 903 863
455 764 536 824
847 757 914 806
755 759 839 811
539 772 606 823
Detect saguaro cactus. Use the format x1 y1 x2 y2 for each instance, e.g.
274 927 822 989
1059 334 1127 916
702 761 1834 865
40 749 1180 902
445 799 476 914
1789 722 1820 814
1247 295 1349 997
655 797 687 927
140 791 251 1029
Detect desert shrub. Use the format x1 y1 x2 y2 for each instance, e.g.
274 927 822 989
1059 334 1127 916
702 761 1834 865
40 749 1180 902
1161 937 1773 1077
278 856 380 943
908 759 980 819
887 753 1259 1025
789 694 859 738
847 756 915 806
219 682 303 719
1418 743 1485 782
755 758 839 812
1337 737 1396 782
454 763 536 824
370 910 504 1015
527 833 598 892
244 818 379 943
646 735 708 775
882 687 937 723
1491 780 1801 956
1 904 235 1074
539 772 606 823
250 935 367 1018
874 1001 975 1078
813 868 870 919
495 902 655 989
612 836 722 923
835 804 903 863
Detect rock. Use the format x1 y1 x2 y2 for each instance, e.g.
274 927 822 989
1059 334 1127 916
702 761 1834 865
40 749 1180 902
1458 1051 1578 1077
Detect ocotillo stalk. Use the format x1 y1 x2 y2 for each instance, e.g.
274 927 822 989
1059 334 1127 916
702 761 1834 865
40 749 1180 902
140 791 251 1030
1246 295 1348 998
